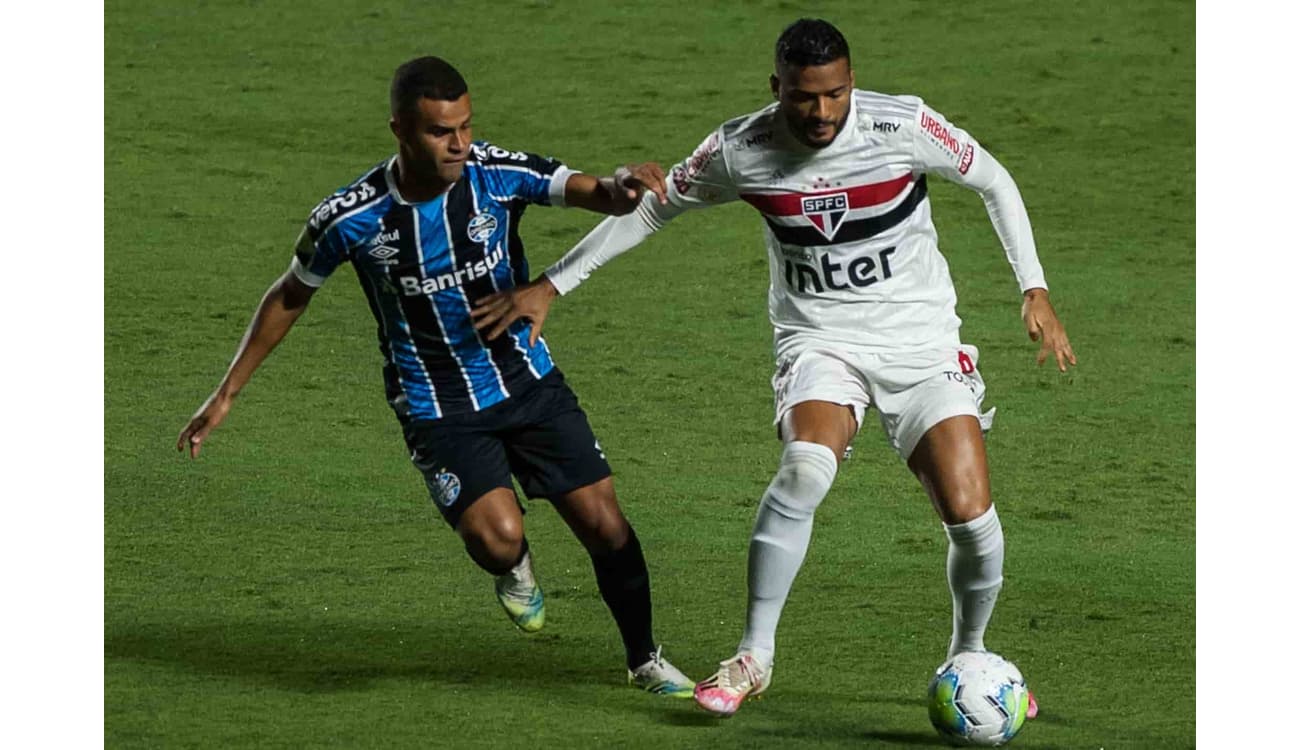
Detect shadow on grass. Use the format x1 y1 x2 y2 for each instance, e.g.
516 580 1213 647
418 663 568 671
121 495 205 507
631 688 956 746
105 618 607 693
652 706 726 727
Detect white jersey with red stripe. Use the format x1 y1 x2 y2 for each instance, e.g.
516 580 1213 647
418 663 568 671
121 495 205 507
545 89 1046 355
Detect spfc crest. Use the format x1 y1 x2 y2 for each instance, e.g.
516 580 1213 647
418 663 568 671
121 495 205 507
801 193 849 241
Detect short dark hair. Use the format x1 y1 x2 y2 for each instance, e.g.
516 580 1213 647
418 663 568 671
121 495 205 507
774 18 851 71
390 56 468 117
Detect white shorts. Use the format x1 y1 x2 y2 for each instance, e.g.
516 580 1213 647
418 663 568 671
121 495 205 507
772 338 996 460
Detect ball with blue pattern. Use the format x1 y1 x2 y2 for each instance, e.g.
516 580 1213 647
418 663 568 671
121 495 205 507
927 651 1030 746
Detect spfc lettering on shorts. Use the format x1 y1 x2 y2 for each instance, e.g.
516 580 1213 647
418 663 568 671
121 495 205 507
802 193 849 241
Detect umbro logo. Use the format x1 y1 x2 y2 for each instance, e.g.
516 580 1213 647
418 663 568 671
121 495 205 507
368 230 401 260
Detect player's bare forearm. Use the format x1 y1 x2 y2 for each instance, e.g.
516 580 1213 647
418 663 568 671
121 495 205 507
1020 288 1077 372
214 272 315 398
565 164 669 215
177 272 315 457
470 275 558 345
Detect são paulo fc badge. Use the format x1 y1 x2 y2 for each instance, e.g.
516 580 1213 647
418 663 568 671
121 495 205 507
467 213 497 244
802 192 849 241
431 469 461 507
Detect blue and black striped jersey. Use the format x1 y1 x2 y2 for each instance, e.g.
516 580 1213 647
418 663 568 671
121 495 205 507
291 141 576 422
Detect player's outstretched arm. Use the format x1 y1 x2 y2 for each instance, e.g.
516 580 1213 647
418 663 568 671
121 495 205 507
472 134 735 342
563 164 669 216
1021 288 1076 372
472 177 690 343
176 272 317 458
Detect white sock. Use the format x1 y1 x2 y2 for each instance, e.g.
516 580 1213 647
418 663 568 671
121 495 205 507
944 504 1005 657
739 440 838 668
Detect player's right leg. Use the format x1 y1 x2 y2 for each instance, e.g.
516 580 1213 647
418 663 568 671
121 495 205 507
403 419 544 632
456 489 546 633
696 348 865 717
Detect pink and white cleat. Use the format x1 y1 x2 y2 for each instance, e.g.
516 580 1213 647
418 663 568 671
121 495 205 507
1026 690 1039 719
693 652 773 717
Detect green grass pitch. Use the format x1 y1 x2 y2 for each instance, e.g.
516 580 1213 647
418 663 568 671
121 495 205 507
106 1 1193 747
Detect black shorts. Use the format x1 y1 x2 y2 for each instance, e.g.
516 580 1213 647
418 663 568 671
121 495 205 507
401 369 612 528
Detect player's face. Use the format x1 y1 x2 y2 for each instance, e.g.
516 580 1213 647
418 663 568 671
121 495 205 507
391 94 474 185
771 58 854 149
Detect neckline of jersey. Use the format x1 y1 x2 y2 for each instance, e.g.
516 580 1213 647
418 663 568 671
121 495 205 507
384 156 454 207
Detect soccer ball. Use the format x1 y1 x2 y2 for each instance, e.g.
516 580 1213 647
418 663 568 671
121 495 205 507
927 651 1030 746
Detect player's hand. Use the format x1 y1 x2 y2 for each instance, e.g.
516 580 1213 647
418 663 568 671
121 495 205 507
471 276 559 345
612 162 669 207
1021 288 1077 372
176 392 234 459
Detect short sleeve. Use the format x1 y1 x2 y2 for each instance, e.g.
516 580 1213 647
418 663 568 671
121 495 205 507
666 127 739 209
473 142 576 207
290 200 353 287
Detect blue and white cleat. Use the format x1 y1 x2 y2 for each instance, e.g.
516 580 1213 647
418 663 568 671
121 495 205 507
629 646 695 698
494 550 545 633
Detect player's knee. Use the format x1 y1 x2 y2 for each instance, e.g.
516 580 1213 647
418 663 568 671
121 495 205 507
765 440 839 518
582 521 629 556
573 504 630 556
459 512 524 563
939 490 991 525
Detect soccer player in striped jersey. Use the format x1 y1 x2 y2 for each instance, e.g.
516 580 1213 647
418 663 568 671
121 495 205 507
471 20 1075 717
176 56 693 697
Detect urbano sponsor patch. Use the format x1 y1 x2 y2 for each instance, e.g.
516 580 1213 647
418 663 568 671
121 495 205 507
672 131 722 195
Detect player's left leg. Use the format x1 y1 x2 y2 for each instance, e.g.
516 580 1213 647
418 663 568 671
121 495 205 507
905 415 1037 719
506 370 692 696
905 414 1002 657
883 345 1039 718
551 479 693 697
871 344 1002 660
876 344 1003 660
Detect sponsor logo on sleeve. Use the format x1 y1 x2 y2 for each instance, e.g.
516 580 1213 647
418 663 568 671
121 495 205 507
919 110 962 157
957 143 974 175
309 182 379 231
671 131 722 195
872 120 902 134
471 143 529 163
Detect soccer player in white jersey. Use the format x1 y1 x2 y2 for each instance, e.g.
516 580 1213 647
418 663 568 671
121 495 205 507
472 19 1075 717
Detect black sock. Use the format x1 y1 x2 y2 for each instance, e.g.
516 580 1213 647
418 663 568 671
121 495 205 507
591 526 657 670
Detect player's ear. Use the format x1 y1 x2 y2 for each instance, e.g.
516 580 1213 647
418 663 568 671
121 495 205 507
769 73 780 100
388 116 401 139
